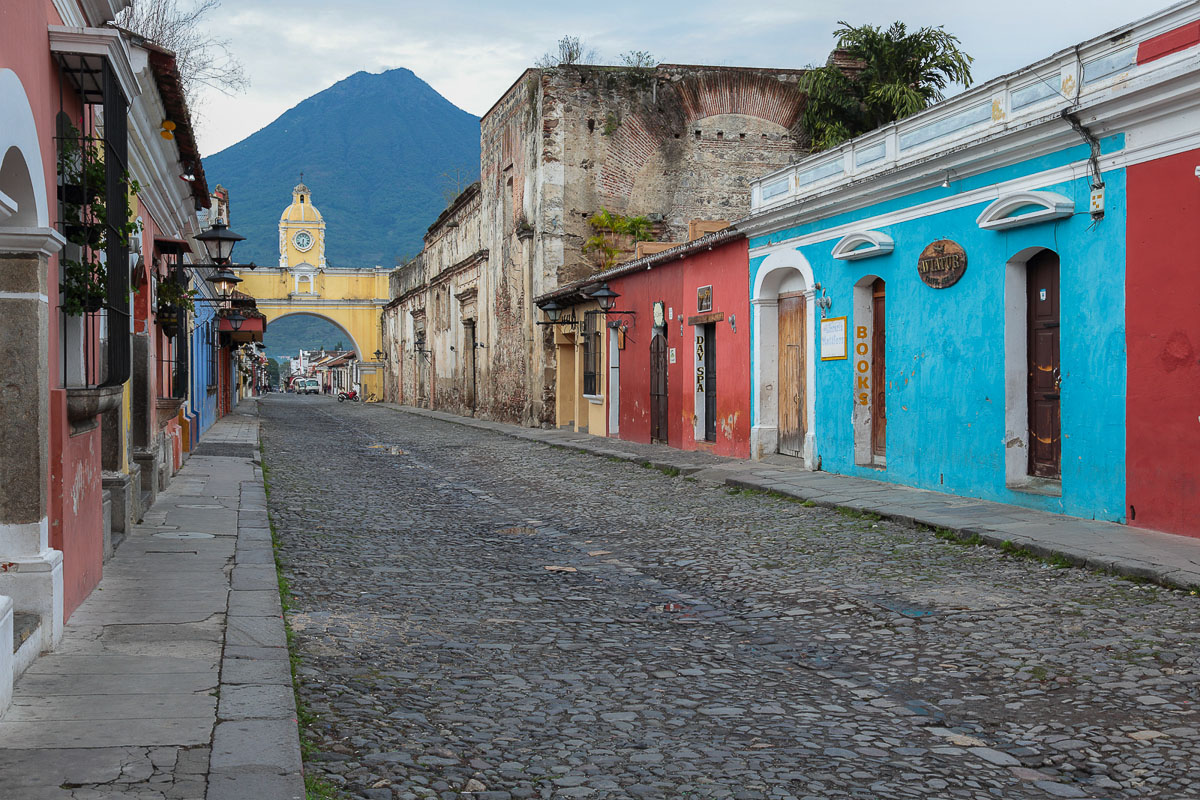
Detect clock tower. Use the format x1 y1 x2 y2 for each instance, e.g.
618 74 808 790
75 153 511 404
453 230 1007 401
279 182 327 272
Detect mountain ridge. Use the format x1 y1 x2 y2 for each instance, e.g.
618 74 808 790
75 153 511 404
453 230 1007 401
204 67 480 267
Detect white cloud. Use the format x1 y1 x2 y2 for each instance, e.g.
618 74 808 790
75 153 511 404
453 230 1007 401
193 0 1150 156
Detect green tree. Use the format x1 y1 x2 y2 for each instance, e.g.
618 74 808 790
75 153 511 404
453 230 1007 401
583 208 654 270
801 21 974 151
266 358 281 388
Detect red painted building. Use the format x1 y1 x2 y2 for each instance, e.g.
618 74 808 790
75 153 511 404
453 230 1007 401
1124 23 1200 539
1126 149 1200 537
537 230 752 458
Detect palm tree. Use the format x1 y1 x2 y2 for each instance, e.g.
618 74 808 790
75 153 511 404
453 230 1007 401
801 21 974 151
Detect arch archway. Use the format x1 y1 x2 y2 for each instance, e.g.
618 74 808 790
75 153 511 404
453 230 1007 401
0 68 50 233
750 248 817 465
0 68 65 657
266 311 365 360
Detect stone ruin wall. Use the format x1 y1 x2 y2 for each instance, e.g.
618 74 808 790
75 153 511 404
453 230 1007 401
402 64 811 428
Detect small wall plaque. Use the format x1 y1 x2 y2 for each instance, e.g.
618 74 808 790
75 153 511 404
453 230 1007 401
697 285 713 312
820 316 848 361
917 239 967 289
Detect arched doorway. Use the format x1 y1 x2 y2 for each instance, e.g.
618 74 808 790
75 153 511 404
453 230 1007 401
1004 246 1062 488
751 249 816 465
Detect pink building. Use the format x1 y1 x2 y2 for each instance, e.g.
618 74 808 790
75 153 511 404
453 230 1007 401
0 0 210 710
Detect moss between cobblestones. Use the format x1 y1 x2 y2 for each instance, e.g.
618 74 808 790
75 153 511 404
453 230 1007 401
260 436 342 800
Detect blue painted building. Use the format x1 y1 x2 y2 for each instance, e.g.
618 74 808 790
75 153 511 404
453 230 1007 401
187 282 221 445
741 4 1200 523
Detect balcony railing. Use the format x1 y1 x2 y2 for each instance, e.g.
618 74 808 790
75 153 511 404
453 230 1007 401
751 6 1198 212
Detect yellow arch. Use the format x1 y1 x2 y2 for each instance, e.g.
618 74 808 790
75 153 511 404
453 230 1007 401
236 266 389 398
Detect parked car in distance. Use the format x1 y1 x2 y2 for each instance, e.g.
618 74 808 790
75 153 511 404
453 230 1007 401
298 378 320 395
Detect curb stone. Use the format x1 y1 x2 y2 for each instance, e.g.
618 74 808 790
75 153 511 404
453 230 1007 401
207 405 305 800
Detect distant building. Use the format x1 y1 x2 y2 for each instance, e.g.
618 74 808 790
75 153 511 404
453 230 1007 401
235 185 387 399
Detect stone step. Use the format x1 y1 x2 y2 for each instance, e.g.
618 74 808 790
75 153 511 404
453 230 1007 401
12 612 39 655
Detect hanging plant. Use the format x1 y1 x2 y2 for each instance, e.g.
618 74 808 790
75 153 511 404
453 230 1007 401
57 121 141 315
156 275 198 314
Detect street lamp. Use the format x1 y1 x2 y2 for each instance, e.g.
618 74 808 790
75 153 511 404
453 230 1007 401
587 282 637 322
374 349 384 361
194 221 245 266
226 310 245 332
206 267 242 298
589 282 619 312
538 299 564 324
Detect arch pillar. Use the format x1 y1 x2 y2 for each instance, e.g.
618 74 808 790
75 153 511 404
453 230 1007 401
0 70 67 699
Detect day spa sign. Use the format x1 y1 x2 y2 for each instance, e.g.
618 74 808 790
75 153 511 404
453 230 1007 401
917 240 967 289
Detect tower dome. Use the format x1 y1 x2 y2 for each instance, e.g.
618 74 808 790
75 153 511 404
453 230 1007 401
279 181 327 269
280 182 323 223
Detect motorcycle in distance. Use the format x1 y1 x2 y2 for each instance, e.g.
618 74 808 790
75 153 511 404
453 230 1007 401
337 389 361 403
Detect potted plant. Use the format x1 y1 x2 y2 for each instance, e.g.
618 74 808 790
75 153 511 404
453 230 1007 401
57 121 141 315
156 275 197 339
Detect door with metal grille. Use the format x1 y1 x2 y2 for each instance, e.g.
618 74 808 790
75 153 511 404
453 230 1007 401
703 322 716 442
650 333 668 444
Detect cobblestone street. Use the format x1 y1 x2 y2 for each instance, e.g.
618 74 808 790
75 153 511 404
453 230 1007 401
260 396 1199 800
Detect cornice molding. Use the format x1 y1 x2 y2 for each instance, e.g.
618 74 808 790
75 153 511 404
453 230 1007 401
976 191 1075 231
831 231 894 261
47 25 139 105
0 227 67 257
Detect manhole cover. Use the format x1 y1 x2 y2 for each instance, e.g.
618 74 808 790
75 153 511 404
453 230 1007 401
497 526 538 536
153 532 215 539
177 504 224 509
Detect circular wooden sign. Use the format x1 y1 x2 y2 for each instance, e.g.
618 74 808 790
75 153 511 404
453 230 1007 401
917 239 967 289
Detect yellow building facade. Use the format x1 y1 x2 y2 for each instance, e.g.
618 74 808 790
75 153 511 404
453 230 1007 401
234 184 390 398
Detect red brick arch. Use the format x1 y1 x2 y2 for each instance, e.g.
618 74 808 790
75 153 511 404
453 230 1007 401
598 69 806 203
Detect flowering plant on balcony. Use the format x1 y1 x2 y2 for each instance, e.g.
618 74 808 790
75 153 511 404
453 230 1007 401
57 122 141 315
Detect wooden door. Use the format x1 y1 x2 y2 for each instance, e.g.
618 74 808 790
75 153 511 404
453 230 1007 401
871 279 886 458
650 333 668 444
703 322 716 442
777 293 806 457
1027 250 1061 478
464 321 476 414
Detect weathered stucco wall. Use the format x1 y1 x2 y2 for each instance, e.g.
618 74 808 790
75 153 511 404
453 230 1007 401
389 63 809 427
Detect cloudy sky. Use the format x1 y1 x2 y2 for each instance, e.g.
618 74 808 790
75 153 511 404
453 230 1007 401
192 0 1155 156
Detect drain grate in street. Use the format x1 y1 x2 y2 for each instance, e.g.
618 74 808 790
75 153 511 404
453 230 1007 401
191 443 257 459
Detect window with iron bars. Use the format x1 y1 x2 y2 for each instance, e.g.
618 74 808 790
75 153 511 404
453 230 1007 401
582 310 602 396
53 55 131 390
155 251 189 401
207 322 219 393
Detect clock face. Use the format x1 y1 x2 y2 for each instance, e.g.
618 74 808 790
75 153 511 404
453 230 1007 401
652 301 665 328
293 230 314 251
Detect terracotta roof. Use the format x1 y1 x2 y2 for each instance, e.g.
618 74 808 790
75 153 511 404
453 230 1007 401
139 40 210 208
535 227 744 306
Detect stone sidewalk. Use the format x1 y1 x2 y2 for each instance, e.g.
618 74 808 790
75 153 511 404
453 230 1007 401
388 404 1200 592
0 401 304 800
